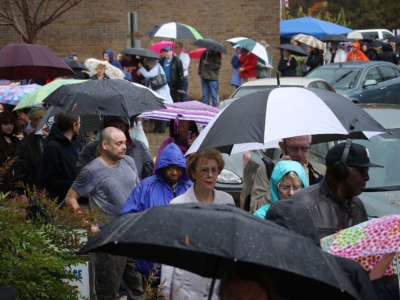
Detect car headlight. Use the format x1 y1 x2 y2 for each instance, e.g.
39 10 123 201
217 169 242 184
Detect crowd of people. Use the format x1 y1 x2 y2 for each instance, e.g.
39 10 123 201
1 37 400 300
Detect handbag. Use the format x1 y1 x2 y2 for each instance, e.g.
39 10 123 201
149 65 168 90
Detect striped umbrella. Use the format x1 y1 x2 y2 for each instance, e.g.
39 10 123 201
148 22 203 40
0 84 41 106
226 37 272 68
138 100 219 125
14 78 87 110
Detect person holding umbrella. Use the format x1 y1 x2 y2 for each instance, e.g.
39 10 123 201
277 49 298 77
198 49 222 107
160 148 235 300
238 48 258 82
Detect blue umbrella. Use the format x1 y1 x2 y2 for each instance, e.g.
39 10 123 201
280 17 352 39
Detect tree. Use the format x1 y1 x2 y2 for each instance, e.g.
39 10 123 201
0 0 83 44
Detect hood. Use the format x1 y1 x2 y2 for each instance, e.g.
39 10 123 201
155 142 188 179
270 160 309 202
103 49 115 63
45 125 71 145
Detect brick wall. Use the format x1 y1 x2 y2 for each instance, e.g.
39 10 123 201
0 0 280 100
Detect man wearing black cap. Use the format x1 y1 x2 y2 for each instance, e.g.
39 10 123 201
266 140 382 245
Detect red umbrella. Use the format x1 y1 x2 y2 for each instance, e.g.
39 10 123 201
149 40 175 55
189 47 206 59
0 43 73 81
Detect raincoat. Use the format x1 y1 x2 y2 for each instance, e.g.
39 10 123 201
120 142 191 214
346 42 369 62
254 160 308 219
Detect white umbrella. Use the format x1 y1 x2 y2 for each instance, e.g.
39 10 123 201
291 34 324 50
186 87 385 155
84 58 124 79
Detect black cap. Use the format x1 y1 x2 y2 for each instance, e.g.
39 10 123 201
325 142 383 168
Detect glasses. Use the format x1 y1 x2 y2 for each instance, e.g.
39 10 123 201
277 183 302 192
286 145 310 153
197 167 219 175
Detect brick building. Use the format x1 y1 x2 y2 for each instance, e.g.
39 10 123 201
0 0 280 100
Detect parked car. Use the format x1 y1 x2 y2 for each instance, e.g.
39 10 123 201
306 61 400 104
352 28 395 41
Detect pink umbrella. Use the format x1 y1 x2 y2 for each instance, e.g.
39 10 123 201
321 214 400 276
189 48 207 59
149 40 175 55
138 100 219 125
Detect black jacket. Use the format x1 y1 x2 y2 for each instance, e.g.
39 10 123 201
40 126 78 201
160 56 184 96
266 179 368 245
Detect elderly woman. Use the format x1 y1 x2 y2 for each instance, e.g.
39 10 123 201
160 148 235 300
254 160 308 219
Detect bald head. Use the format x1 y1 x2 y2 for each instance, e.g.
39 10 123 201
99 127 127 162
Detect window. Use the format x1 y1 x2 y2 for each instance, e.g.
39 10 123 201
378 66 400 81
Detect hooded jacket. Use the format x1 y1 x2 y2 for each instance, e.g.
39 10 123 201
120 143 192 214
40 126 78 201
253 160 308 218
103 49 123 70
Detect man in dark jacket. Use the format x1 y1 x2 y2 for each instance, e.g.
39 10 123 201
40 112 80 203
266 140 381 245
198 49 221 107
160 46 184 102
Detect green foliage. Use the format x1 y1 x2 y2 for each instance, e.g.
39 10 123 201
0 189 91 299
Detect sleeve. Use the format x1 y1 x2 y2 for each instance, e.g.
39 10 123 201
159 264 174 297
119 183 144 214
71 167 95 198
180 53 190 72
138 66 152 78
175 58 184 89
249 164 272 213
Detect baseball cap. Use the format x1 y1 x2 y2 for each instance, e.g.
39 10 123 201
161 45 172 52
325 142 383 168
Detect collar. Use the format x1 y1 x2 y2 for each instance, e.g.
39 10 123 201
319 179 352 209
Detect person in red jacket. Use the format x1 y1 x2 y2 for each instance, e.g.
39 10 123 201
239 48 258 82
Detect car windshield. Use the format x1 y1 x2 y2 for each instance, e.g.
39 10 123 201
231 86 275 98
307 68 362 89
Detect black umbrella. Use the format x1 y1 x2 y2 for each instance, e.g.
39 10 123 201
0 43 73 81
187 87 386 155
276 43 307 56
120 48 160 59
193 38 227 54
80 204 359 300
43 79 165 118
63 58 89 79
321 34 350 42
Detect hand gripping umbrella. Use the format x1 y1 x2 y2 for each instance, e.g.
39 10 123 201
186 87 386 155
80 203 359 300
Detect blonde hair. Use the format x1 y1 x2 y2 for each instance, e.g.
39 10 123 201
186 149 224 181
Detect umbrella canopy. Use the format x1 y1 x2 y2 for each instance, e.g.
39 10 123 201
149 41 175 55
321 214 400 276
0 43 73 81
84 58 125 79
346 31 375 41
186 87 385 155
138 100 220 125
280 16 352 39
227 37 272 67
291 34 324 50
43 79 165 118
148 22 203 40
14 78 87 110
321 34 350 42
120 48 160 59
0 84 41 106
193 38 227 54
189 48 207 59
277 43 307 56
80 203 359 300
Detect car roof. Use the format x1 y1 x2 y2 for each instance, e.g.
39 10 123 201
238 77 328 87
311 61 398 69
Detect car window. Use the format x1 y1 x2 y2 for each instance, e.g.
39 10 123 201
308 81 335 92
364 67 382 83
378 65 400 81
308 68 361 89
383 31 393 40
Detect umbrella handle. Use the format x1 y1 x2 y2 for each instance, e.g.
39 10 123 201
208 277 216 300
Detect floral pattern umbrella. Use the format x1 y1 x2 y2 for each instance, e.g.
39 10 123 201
84 58 124 79
0 84 41 106
321 214 400 276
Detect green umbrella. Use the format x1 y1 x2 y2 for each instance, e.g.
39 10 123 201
14 78 87 110
227 37 272 68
